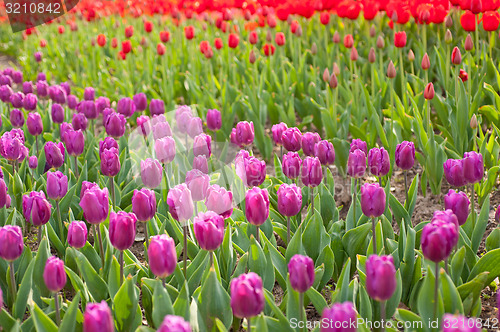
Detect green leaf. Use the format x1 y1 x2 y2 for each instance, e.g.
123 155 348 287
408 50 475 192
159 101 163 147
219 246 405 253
30 301 58 332
342 223 370 261
264 290 293 332
439 269 464 315
332 258 352 303
113 276 140 332
59 292 81 332
417 264 443 332
73 248 109 302
152 280 174 328
305 287 327 314
13 259 34 320
467 248 500 285
470 195 490 253
197 269 232 330
173 281 190 320
108 256 121 299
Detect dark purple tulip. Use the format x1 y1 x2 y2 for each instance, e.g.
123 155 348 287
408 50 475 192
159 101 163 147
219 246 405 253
95 97 110 113
443 314 481 332
137 115 151 136
47 171 68 200
0 85 13 102
368 147 390 177
83 301 114 332
105 111 126 138
288 254 315 293
0 225 23 261
148 235 177 278
22 191 52 226
50 85 67 104
10 109 24 128
44 141 65 168
282 152 302 179
185 169 210 202
150 99 165 116
60 121 74 140
395 141 415 170
277 183 302 217
463 151 484 184
366 255 397 301
3 68 12 77
64 129 85 156
167 184 194 223
67 95 78 110
67 221 88 249
0 132 22 161
272 122 288 146
141 158 163 189
245 187 270 226
12 71 23 84
28 156 38 169
193 155 209 173
0 179 7 208
205 185 233 219
79 100 98 119
60 82 70 95
158 315 191 332
132 189 156 222
27 112 43 136
350 139 368 155
22 81 33 94
152 118 172 140
302 132 321 156
421 211 459 262
17 145 28 162
51 103 64 123
117 97 136 118
155 137 176 164
100 147 120 177
99 137 118 156
193 134 211 157
10 92 24 108
234 121 255 147
23 93 37 111
193 211 225 251
79 185 109 224
301 156 322 187
444 190 470 226
347 149 366 178
320 302 357 332
206 109 222 131
83 87 95 101
245 156 266 187
34 52 42 62
443 159 467 187
133 93 147 111
315 140 335 165
230 272 265 319
72 113 88 131
36 81 48 97
43 256 67 292
281 127 302 152
109 211 137 251
187 117 203 139
360 183 386 218
0 75 12 86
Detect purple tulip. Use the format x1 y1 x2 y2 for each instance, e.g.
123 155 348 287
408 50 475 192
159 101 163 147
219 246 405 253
194 211 225 251
22 191 52 226
44 141 65 169
18 145 28 162
444 190 470 226
133 93 148 112
0 179 7 209
72 113 88 131
67 221 88 249
83 301 114 332
9 109 24 128
36 81 48 97
350 139 368 155
95 96 110 113
158 315 191 332
301 156 322 187
10 92 24 108
46 171 68 200
347 149 366 178
99 137 118 156
49 85 66 104
463 151 484 184
27 112 43 136
185 169 210 201
496 206 500 224
0 75 12 87
277 184 302 217
0 85 13 103
109 211 137 251
137 115 151 136
193 134 212 157
320 302 357 332
177 110 193 135
79 186 109 224
442 314 482 332
421 211 459 262
141 158 163 189
245 187 270 226
360 183 386 218
230 128 238 147
288 254 315 293
193 155 209 173
51 103 64 123
80 100 98 119
188 117 203 138
43 256 67 292
395 141 415 170
167 183 194 223
368 147 390 177
245 156 266 187
0 132 22 161
132 189 156 222
272 122 288 146
281 127 302 152
235 121 255 147
230 272 265 318
28 156 38 169
60 82 70 95
205 185 233 219
152 119 172 140
443 159 467 187
302 132 321 156
148 235 177 278
117 97 136 117
150 99 165 116
64 129 85 156
366 254 397 301
22 81 33 94
83 87 95 101
100 147 120 177
0 225 23 261
206 109 222 131
23 93 37 111
155 137 176 164
282 152 302 179
34 52 42 62
12 71 23 84
104 111 126 138
315 140 335 165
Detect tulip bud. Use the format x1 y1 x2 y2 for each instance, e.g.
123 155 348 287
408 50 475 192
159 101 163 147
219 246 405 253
445 14 453 28
444 190 470 226
205 185 233 219
311 43 317 55
343 34 354 48
249 50 256 64
22 191 52 226
360 183 386 218
167 184 194 223
395 141 415 170
288 254 315 293
193 211 225 251
329 73 338 89
43 256 67 292
367 147 390 177
83 301 114 332
148 235 177 278
369 25 376 38
28 156 38 169
465 34 474 51
470 114 478 129
350 47 358 61
282 127 302 152
230 272 265 318
443 314 482 332
366 255 397 301
452 46 462 64
44 141 65 169
141 158 163 189
424 82 435 100
347 149 366 178
79 185 109 224
332 62 340 76
132 189 157 222
295 25 303 37
376 35 385 49
322 68 330 82
421 53 430 70
463 151 484 184
282 152 302 179
301 156 322 187
266 30 272 42
158 315 191 332
46 171 68 200
67 221 88 248
245 187 270 226
387 60 396 79
277 183 302 217
368 47 376 63
109 211 137 251
408 49 415 62
0 225 24 261
272 122 288 146
100 147 120 177
333 31 340 44
320 302 357 331
445 29 453 44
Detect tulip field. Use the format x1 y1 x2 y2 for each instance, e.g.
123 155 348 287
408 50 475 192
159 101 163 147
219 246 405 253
2 0 500 331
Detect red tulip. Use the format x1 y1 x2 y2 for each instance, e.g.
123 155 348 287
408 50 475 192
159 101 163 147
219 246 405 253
228 33 239 48
452 47 462 65
144 20 153 33
160 31 170 43
394 31 407 48
199 41 210 54
262 43 275 56
459 69 469 82
125 25 134 38
483 11 500 31
249 31 258 44
58 25 65 34
424 83 435 100
470 0 482 14
290 20 299 34
122 40 132 54
320 12 330 25
184 26 195 40
461 11 476 31
214 38 223 49
421 53 430 70
343 34 354 48
111 38 118 48
275 32 285 46
157 43 166 56
97 34 106 47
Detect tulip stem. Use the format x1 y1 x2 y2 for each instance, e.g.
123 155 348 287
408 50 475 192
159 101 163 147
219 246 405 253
38 225 42 247
433 262 439 322
372 217 377 254
404 171 408 204
475 15 480 65
144 221 149 249
35 135 39 157
95 225 105 270
183 225 188 279
352 178 357 225
287 217 291 244
74 156 79 179
209 251 214 267
9 261 16 305
471 184 476 229
119 250 124 286
399 49 406 110
54 292 60 325
310 187 314 214
299 292 304 331
110 177 115 210
162 278 166 289
56 200 63 239
247 318 251 332
256 226 260 243
380 300 386 331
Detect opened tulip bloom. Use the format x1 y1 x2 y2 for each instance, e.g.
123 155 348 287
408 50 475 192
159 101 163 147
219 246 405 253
83 301 114 332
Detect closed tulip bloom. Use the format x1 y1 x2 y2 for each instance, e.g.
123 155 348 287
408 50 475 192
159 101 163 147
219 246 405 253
109 212 137 251
245 157 266 187
228 33 240 48
395 141 415 170
366 255 397 301
277 184 302 217
148 235 177 278
0 179 7 209
51 103 64 123
158 315 191 332
83 87 95 101
28 156 38 169
193 133 212 157
0 225 23 261
205 185 233 219
452 47 462 65
137 115 151 136
282 152 302 179
470 0 482 14
64 129 85 156
176 111 192 134
424 82 435 100
22 191 52 226
288 254 315 293
185 169 210 202
347 149 366 178
155 137 176 164
117 97 136 118
150 99 165 116
194 211 225 251
79 186 109 224
36 80 49 98
367 147 390 177
60 82 70 95
230 272 265 318
272 122 288 146
245 187 270 226
320 302 357 332
314 140 335 166
302 132 321 156
0 133 21 161
193 155 208 174
49 85 67 104
443 159 467 187
275 32 286 46
83 301 114 332
421 53 430 70
187 117 203 138
23 93 38 111
387 60 397 78
444 190 470 226
432 210 459 245
44 141 65 168
442 314 481 332
459 69 469 82
133 93 147 112
141 158 163 189
343 34 354 48
46 171 68 200
463 151 483 184
67 221 88 248
421 213 459 262
350 139 368 155
167 184 194 223
0 85 13 103
95 96 110 113
360 183 386 218
105 112 126 138
132 189 156 222
10 92 24 108
27 112 43 136
152 120 172 140
79 100 97 119
72 113 88 131
301 157 322 187
100 147 120 177
10 109 24 128
206 109 222 131
282 127 302 152
235 121 255 147
43 256 67 292
99 137 118 156
394 31 407 48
